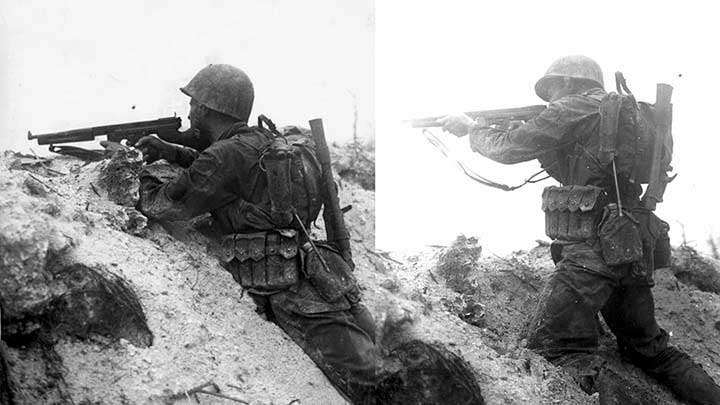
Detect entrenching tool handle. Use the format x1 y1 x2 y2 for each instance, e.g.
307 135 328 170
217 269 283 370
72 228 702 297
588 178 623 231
309 118 354 269
642 83 673 210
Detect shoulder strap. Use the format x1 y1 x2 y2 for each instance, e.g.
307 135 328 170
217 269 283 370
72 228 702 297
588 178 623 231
597 92 622 168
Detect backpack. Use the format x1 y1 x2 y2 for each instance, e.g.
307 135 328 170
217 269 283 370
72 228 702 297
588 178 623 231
598 88 673 186
256 116 323 230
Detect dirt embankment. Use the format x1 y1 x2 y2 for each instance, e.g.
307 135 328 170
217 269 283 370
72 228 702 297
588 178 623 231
373 236 720 404
2 148 719 404
0 151 355 404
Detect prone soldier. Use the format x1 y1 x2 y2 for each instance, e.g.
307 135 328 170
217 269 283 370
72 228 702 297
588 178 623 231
439 55 720 404
134 64 383 402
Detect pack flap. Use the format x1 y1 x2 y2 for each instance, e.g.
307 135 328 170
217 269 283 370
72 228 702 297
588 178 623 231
542 185 604 213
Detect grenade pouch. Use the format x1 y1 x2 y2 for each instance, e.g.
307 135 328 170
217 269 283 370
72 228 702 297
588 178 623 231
220 230 299 291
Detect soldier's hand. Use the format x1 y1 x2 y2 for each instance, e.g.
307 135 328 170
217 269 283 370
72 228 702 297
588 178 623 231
437 114 485 137
135 135 177 164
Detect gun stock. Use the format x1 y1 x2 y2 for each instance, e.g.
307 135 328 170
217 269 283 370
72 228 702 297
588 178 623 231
308 118 353 269
28 117 182 146
642 83 673 210
408 104 546 128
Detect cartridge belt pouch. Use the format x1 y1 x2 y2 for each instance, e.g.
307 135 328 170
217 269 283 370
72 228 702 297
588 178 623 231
220 230 299 291
541 185 606 241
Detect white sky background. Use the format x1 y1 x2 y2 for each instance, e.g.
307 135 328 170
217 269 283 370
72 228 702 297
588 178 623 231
0 0 374 153
376 1 720 255
2 1 719 256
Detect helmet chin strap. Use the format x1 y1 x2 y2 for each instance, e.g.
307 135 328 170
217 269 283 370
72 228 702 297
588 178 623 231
191 103 241 143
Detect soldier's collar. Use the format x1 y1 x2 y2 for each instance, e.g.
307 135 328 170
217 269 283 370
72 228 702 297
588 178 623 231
218 122 250 141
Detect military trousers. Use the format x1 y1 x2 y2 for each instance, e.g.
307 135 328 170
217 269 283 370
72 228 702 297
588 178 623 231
250 278 383 403
527 266 673 362
527 254 720 403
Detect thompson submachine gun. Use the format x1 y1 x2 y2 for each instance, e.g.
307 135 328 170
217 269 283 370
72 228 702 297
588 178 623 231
27 116 182 148
408 104 546 130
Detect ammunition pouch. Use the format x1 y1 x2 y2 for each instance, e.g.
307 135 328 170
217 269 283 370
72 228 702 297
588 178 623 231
542 185 606 241
220 230 300 291
598 204 644 266
302 242 358 303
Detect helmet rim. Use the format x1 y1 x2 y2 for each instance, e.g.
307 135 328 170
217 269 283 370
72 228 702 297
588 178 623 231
180 64 254 122
534 55 604 102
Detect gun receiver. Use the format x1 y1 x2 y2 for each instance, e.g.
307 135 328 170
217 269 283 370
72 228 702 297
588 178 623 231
27 116 182 146
408 104 546 129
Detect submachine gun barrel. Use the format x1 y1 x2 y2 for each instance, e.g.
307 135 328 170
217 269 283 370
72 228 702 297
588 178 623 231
27 116 182 146
408 104 546 129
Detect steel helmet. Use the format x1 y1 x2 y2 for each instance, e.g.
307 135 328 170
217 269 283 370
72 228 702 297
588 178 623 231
180 64 254 123
535 55 604 102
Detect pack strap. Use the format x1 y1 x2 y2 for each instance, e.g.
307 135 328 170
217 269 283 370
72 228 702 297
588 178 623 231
615 71 633 95
257 114 281 136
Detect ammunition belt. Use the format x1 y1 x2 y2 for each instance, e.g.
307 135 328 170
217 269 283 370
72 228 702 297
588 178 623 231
541 185 607 241
219 230 299 291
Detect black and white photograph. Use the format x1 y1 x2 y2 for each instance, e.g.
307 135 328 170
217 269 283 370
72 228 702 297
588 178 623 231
1 0 720 404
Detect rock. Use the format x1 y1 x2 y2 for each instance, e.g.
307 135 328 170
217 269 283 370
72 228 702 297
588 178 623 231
1 165 152 347
671 245 720 294
2 341 73 404
0 200 76 331
436 235 482 292
102 207 148 236
379 277 400 292
376 340 485 404
330 141 375 190
44 263 153 347
441 295 486 328
98 148 143 207
122 207 148 235
22 175 48 197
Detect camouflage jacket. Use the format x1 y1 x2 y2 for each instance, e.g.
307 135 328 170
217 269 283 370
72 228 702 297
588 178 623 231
138 123 278 234
468 89 671 283
469 88 643 206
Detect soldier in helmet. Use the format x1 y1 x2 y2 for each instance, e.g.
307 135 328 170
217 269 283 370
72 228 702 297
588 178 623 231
439 55 720 404
134 64 384 402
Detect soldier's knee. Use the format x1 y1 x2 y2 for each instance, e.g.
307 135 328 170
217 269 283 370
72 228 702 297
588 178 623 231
350 302 377 343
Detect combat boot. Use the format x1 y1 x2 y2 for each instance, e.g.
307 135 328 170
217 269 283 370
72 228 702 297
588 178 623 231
655 362 720 405
640 348 720 405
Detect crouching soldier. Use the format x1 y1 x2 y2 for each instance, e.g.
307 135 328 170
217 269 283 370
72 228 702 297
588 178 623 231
135 64 382 402
439 55 720 404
